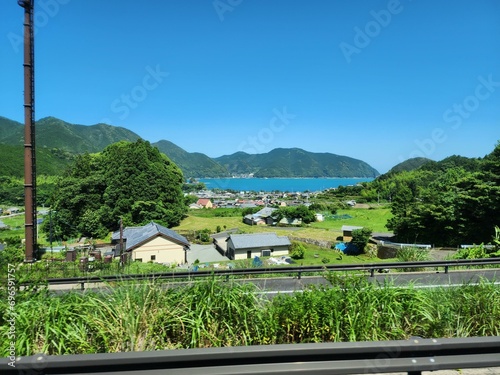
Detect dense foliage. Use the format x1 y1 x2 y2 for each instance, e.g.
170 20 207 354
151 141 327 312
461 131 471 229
46 140 186 239
351 227 372 253
1 277 499 355
275 205 317 224
0 175 57 206
352 142 500 247
215 148 379 178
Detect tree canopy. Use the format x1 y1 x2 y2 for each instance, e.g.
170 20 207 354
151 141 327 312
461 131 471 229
382 142 500 246
46 140 186 239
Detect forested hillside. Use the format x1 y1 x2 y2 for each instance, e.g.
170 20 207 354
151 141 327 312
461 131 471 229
215 148 379 177
361 143 500 246
0 116 141 153
153 140 230 178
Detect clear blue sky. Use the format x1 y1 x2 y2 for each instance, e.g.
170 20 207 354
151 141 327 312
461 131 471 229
2 0 499 173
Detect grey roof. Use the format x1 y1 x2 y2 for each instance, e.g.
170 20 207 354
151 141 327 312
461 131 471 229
341 225 364 232
254 207 277 217
112 222 189 251
228 233 291 250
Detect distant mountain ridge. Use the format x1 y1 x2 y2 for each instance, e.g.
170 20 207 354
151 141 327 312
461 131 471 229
0 116 141 153
215 148 379 178
0 116 379 178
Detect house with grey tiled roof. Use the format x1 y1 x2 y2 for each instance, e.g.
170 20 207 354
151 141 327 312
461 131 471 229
226 232 290 260
111 222 189 265
243 207 277 226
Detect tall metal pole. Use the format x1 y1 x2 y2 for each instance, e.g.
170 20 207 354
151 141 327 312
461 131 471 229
19 0 37 262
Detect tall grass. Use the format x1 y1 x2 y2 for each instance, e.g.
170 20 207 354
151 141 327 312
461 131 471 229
1 276 499 356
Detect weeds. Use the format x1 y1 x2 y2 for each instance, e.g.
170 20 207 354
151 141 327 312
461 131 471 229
1 276 499 356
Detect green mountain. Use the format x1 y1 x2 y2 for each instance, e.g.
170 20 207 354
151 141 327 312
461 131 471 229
152 140 229 178
215 148 379 178
0 144 75 177
0 116 141 153
387 157 433 174
0 116 380 178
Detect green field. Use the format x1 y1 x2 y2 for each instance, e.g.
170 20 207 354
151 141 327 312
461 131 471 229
0 214 25 241
311 207 392 233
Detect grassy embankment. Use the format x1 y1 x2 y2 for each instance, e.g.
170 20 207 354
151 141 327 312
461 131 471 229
1 276 498 356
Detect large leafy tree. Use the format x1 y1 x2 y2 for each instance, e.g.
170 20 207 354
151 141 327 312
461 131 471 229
46 140 186 239
385 142 500 246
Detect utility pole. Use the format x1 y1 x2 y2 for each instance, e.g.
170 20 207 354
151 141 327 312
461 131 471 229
19 0 37 262
49 209 53 256
119 218 124 267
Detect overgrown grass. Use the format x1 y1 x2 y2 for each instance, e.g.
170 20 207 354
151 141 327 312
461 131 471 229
1 276 499 356
311 208 392 233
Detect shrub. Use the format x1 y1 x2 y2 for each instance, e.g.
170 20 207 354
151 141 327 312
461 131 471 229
397 246 431 272
351 227 372 253
290 241 305 260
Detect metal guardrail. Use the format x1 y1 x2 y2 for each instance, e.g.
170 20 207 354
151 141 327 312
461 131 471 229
19 257 500 290
1 336 499 375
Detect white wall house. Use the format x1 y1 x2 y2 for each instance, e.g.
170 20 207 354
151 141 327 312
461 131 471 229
112 222 189 265
226 232 291 260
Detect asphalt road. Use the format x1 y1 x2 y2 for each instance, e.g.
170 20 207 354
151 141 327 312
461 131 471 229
46 269 500 295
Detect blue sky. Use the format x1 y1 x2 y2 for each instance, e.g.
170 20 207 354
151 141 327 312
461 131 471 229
1 0 499 173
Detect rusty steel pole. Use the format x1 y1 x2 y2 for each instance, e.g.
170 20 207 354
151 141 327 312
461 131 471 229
19 0 37 262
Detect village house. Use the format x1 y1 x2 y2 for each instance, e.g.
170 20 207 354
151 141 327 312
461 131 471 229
226 232 291 260
196 198 213 208
111 222 189 265
243 207 277 226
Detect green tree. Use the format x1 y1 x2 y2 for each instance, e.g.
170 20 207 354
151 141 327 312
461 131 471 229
289 241 305 259
46 140 186 239
351 227 372 253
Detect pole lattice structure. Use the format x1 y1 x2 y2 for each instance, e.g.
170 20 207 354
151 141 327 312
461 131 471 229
19 0 37 262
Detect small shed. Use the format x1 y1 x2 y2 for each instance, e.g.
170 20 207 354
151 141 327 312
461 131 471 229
341 225 363 242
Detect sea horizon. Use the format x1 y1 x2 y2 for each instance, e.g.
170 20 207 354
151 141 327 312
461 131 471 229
198 177 374 193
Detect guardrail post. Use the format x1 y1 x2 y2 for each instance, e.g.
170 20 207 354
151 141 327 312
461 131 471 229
370 268 375 277
444 265 449 274
297 270 301 280
80 282 85 291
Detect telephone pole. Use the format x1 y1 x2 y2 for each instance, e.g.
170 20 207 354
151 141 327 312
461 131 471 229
19 0 37 262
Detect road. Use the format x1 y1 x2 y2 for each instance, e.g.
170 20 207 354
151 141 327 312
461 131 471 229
46 268 500 295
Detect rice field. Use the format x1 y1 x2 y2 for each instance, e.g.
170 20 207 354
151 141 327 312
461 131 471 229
1 276 499 356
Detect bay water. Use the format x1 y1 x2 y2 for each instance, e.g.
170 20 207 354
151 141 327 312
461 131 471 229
198 177 374 193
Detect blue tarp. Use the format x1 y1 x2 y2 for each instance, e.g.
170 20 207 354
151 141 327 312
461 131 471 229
335 242 361 255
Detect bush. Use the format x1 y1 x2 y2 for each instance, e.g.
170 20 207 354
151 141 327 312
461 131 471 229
290 241 305 260
351 228 372 253
397 246 431 271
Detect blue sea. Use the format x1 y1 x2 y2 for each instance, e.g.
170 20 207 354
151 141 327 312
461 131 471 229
198 178 374 193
